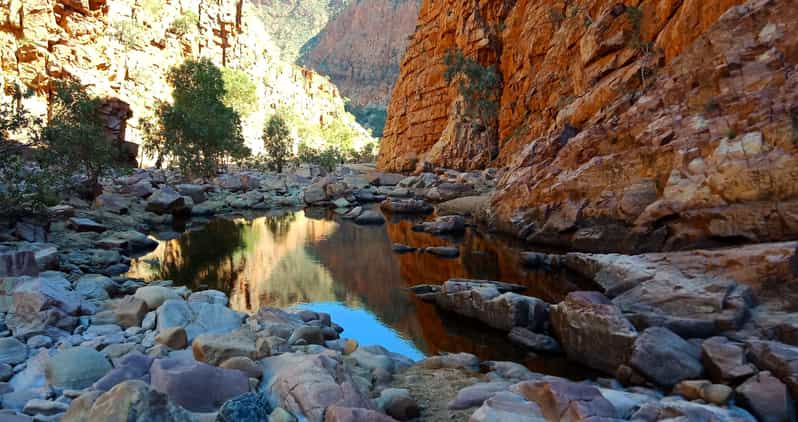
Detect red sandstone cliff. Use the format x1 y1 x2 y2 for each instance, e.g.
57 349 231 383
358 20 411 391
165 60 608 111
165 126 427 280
380 0 798 252
298 0 420 109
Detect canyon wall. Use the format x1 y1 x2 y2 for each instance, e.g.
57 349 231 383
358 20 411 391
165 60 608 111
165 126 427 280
381 0 798 252
0 0 371 164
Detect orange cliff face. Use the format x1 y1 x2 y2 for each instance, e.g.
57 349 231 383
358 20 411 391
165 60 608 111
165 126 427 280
380 0 798 252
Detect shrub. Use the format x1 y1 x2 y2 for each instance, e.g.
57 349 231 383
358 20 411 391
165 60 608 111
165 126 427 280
108 19 147 51
221 67 258 117
297 143 344 172
443 48 501 124
157 59 249 176
262 114 292 173
0 157 59 220
42 79 120 198
142 0 163 17
346 104 387 137
169 11 199 36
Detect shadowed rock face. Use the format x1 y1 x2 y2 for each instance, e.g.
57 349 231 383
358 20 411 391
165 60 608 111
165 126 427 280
380 0 798 252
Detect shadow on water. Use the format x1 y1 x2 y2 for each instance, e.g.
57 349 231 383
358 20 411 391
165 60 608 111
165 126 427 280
127 208 595 378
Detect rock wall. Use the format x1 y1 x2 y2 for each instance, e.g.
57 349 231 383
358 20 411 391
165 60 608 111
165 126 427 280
0 0 371 165
298 0 420 109
381 0 798 252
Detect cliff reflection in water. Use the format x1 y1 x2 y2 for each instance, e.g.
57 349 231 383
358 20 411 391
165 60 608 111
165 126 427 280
127 209 586 370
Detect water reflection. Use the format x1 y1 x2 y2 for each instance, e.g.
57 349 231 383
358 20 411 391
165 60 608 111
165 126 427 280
128 209 588 373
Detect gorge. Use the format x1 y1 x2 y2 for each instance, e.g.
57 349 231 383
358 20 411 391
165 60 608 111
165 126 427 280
0 0 797 421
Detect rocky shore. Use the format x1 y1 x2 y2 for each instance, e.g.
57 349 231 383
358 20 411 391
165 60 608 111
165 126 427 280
1 163 797 421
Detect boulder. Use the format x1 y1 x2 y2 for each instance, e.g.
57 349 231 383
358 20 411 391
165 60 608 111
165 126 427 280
425 246 459 258
324 406 397 422
380 198 433 214
746 340 798 398
550 291 637 374
436 195 490 217
192 328 259 365
470 391 546 422
736 371 796 422
0 244 39 277
176 184 208 204
155 326 188 349
288 326 325 345
349 345 413 374
74 274 112 305
45 347 112 389
628 327 703 387
68 217 107 233
217 392 272 422
187 289 228 306
79 380 194 421
150 358 249 412
134 285 181 310
114 295 148 328
513 379 617 421
6 272 82 339
94 193 129 214
92 352 153 392
701 336 756 383
261 352 373 421
508 328 560 353
304 183 327 204
0 338 28 365
145 187 188 215
631 397 754 421
220 356 263 379
156 300 244 342
377 388 419 421
448 382 511 410
354 210 385 225
15 221 47 242
413 215 465 234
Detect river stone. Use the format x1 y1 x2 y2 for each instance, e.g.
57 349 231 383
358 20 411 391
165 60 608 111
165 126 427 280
288 326 325 345
45 347 112 389
93 352 153 392
0 338 28 365
425 246 459 258
187 289 228 306
74 274 112 304
508 328 560 353
448 382 511 410
324 406 396 422
192 328 259 365
134 286 181 310
629 327 703 387
176 184 208 204
304 183 327 204
350 345 413 374
26 336 52 349
220 356 262 379
701 336 756 383
354 210 385 225
418 352 480 372
114 296 148 328
261 352 373 421
513 379 618 421
550 291 637 374
470 391 546 422
68 218 107 233
156 327 188 349
157 300 244 342
746 340 798 396
376 388 419 421
22 398 69 416
94 193 129 214
62 390 102 422
150 358 249 412
380 198 433 214
217 392 271 422
82 380 194 421
6 272 82 340
736 371 796 422
414 215 465 234
145 187 187 215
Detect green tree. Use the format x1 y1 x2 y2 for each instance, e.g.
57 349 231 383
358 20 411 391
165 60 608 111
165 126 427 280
443 48 501 124
42 79 119 198
221 67 258 117
158 59 249 176
262 114 292 173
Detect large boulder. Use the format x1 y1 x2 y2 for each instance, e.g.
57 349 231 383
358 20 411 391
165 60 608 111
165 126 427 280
134 285 181 310
145 187 188 215
176 184 208 204
92 352 153 392
701 336 756 383
550 291 637 374
429 280 549 332
628 327 704 387
192 327 260 365
74 380 194 422
735 371 796 422
513 379 617 421
45 347 112 389
304 183 327 204
114 295 149 328
150 358 249 412
74 274 112 306
746 340 798 398
6 272 82 339
261 352 373 422
0 338 28 366
0 242 57 277
156 299 244 342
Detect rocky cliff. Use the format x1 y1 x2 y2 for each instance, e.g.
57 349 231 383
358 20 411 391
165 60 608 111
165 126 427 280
380 0 798 252
0 0 372 163
298 0 420 117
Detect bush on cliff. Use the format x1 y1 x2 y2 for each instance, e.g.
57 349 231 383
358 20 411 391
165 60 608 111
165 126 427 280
42 78 120 198
443 48 501 125
262 114 292 173
156 59 250 176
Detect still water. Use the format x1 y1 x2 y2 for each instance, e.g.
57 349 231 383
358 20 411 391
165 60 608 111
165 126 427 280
127 209 592 376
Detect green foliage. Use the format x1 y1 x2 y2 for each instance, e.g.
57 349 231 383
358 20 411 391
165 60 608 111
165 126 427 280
42 79 120 197
297 143 344 172
346 104 387 137
109 19 147 51
1 85 39 150
725 128 738 139
624 6 651 53
169 11 199 36
443 48 501 124
0 156 59 220
221 67 258 117
257 0 348 61
140 103 169 169
157 59 249 176
262 114 292 173
142 0 164 17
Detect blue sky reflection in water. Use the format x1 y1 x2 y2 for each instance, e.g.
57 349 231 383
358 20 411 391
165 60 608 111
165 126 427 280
127 209 590 372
